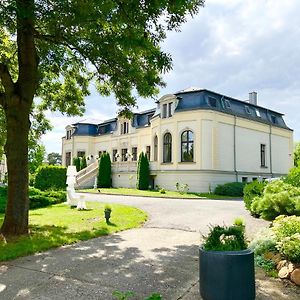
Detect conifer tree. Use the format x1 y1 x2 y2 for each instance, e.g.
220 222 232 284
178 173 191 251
73 157 81 172
97 153 112 188
137 152 150 190
80 156 87 170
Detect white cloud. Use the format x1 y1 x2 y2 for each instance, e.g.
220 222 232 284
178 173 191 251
43 0 300 153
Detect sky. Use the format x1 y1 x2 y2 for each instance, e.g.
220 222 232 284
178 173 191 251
42 0 300 154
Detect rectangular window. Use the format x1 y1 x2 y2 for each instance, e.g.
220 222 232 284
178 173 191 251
77 151 85 158
132 147 137 161
146 146 151 161
66 130 72 140
112 149 117 162
162 104 167 118
260 144 266 167
242 177 248 183
168 102 173 117
255 109 261 117
121 148 128 162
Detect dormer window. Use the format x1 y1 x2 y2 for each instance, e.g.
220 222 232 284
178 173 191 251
66 129 72 140
224 99 231 109
121 121 129 134
208 97 217 108
271 115 277 124
162 102 173 119
245 106 251 114
255 109 261 117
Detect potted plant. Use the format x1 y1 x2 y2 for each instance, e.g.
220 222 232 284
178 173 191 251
104 205 112 223
199 218 255 300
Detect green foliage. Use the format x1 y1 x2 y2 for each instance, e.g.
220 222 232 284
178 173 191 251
272 215 300 263
34 165 67 191
214 182 245 197
203 221 248 251
80 156 87 170
136 152 150 190
28 142 46 174
243 181 267 212
249 228 277 256
0 186 66 213
250 180 300 220
293 142 300 167
284 166 300 187
159 188 166 194
73 157 81 172
97 153 112 188
47 152 62 165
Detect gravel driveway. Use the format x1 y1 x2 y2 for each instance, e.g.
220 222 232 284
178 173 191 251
1 194 297 299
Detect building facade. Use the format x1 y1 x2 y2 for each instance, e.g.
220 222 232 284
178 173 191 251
62 88 293 192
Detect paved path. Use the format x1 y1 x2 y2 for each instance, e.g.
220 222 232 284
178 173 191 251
0 194 297 299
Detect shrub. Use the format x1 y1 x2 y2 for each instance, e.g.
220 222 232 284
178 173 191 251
284 166 300 187
272 215 300 263
80 156 87 170
0 186 66 212
214 182 245 197
97 153 112 188
29 195 51 209
159 188 166 194
250 180 300 220
136 152 150 190
243 181 266 212
34 165 67 191
73 157 81 172
202 220 247 251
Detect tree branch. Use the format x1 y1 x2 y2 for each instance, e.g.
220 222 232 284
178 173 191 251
0 63 14 95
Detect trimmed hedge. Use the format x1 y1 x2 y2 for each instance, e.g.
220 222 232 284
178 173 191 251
136 152 150 190
34 165 67 191
97 153 112 188
214 182 245 197
0 186 66 213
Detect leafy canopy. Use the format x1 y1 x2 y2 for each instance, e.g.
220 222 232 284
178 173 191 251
0 0 204 116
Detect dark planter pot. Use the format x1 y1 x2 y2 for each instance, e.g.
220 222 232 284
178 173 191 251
105 211 111 223
199 247 255 300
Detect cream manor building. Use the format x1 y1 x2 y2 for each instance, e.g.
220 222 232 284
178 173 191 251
62 88 293 192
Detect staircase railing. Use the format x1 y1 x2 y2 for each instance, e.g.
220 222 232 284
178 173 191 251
76 160 99 187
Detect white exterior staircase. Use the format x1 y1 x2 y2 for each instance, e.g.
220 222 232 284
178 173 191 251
75 160 99 188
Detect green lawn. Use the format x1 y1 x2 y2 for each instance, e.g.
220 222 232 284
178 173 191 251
0 202 147 261
79 187 241 200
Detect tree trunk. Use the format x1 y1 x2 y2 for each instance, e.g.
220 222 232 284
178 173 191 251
0 95 31 236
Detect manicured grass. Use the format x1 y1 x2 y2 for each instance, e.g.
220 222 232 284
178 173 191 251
79 188 241 200
0 202 147 261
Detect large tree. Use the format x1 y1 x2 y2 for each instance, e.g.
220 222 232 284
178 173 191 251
0 0 204 236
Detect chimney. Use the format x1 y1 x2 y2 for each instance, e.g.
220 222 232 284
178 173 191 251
249 92 257 105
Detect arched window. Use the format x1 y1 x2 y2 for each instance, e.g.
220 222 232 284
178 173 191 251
163 133 172 163
181 130 194 162
154 135 158 161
